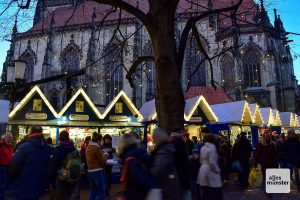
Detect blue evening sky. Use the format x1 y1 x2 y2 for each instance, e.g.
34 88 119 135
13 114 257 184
0 0 299 81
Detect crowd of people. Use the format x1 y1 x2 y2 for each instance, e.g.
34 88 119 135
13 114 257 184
0 125 300 200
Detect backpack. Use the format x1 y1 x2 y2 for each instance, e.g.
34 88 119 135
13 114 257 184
58 150 81 183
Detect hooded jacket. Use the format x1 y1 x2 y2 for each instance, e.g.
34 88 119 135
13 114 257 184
48 140 76 184
120 145 156 200
9 134 52 199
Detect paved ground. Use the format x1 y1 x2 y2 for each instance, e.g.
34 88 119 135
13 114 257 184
5 168 300 199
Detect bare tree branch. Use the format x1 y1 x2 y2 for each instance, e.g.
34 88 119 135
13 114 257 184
126 56 154 88
90 0 149 25
178 0 243 68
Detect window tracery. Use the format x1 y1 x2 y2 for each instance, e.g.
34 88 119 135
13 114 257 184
220 54 235 89
242 47 262 87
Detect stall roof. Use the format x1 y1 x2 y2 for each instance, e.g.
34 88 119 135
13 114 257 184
279 112 294 127
184 95 218 122
211 101 253 124
260 107 274 125
0 100 10 123
139 99 156 122
9 86 58 119
272 109 282 126
101 90 143 121
58 88 102 119
249 104 264 124
293 114 299 127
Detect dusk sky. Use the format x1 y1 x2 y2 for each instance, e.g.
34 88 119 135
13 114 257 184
0 0 299 82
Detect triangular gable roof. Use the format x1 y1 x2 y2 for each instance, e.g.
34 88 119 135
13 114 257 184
101 90 143 121
211 101 253 124
279 112 293 127
249 104 264 124
57 88 101 119
184 95 218 122
139 99 156 122
293 114 299 127
272 109 282 126
260 107 274 125
9 86 58 119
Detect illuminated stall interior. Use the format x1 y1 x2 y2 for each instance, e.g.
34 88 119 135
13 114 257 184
99 90 144 147
8 86 58 142
211 100 253 144
184 95 218 139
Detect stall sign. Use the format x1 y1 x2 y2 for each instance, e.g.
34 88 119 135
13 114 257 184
190 116 202 122
69 114 89 121
26 113 47 120
75 101 84 112
33 99 43 111
109 115 128 122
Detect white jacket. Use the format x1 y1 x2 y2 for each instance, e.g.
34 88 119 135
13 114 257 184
197 142 222 188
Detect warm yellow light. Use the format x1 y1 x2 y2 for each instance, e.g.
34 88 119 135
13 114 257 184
101 90 144 121
9 85 58 119
57 88 102 119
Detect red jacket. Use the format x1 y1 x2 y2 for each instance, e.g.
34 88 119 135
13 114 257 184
0 139 13 166
80 141 89 156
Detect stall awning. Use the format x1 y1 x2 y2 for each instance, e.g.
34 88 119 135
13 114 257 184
0 100 10 123
279 112 295 127
139 99 156 122
249 104 264 124
211 100 253 124
184 95 218 122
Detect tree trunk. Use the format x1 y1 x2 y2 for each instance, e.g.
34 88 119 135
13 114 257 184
146 4 185 132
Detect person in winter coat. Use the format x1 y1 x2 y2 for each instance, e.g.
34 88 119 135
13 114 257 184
169 126 191 200
189 148 201 200
119 133 157 200
86 132 108 200
184 133 194 155
48 130 80 200
0 132 13 200
9 126 52 200
151 128 181 200
254 131 277 181
281 128 300 190
80 136 91 170
232 132 252 187
197 133 223 200
102 134 115 194
276 134 286 168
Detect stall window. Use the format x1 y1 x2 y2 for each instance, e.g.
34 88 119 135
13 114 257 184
115 103 123 113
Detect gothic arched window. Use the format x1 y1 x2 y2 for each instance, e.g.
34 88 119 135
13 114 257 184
104 43 123 104
185 37 206 88
242 47 262 87
22 53 35 82
144 41 156 101
220 54 235 89
60 39 82 88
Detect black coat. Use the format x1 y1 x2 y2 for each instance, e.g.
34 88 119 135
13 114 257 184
281 138 300 165
233 137 252 162
120 146 156 200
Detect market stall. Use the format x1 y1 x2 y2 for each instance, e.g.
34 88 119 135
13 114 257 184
99 90 145 148
57 88 102 148
139 99 157 137
8 86 58 142
279 112 297 134
248 103 264 147
210 100 253 145
184 95 218 139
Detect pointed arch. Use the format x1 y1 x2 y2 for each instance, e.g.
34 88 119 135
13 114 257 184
220 53 235 89
242 46 262 88
60 38 83 73
103 38 124 104
184 34 208 88
20 41 37 82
